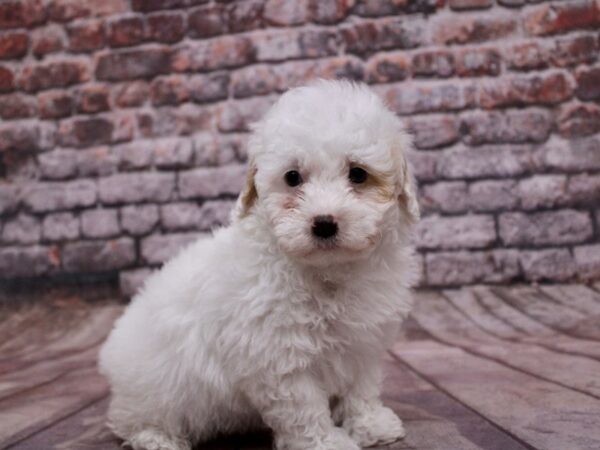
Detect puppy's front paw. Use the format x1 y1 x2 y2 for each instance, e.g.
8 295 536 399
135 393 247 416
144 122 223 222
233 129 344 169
343 406 406 447
276 428 360 450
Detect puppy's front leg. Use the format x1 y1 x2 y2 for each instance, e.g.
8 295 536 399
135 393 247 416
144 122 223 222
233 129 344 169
336 361 406 448
243 371 359 450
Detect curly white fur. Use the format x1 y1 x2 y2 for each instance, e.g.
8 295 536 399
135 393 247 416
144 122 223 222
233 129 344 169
99 80 420 450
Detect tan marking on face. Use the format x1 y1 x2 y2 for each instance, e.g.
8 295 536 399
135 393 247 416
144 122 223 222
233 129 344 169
355 167 395 203
240 166 258 216
282 196 298 210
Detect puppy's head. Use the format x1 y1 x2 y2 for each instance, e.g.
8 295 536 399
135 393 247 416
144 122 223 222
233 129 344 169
237 80 419 266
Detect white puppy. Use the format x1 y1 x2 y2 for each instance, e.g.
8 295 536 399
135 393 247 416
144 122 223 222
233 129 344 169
99 80 420 450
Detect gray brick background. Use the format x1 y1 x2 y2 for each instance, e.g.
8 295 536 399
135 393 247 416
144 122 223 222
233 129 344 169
0 0 599 296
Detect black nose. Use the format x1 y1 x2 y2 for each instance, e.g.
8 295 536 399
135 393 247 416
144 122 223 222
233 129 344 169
312 215 338 239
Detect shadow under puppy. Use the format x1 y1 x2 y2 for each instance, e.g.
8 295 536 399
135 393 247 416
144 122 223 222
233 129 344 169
99 80 420 450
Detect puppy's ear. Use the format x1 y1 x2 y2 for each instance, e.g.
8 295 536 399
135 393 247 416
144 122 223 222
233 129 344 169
398 157 420 224
234 161 258 219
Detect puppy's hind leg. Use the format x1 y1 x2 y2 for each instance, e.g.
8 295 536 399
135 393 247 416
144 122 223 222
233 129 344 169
123 428 191 450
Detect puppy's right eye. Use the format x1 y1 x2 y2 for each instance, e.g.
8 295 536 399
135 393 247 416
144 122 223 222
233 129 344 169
284 170 303 187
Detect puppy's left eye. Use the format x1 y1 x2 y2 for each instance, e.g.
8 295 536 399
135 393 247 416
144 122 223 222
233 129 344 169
349 167 368 184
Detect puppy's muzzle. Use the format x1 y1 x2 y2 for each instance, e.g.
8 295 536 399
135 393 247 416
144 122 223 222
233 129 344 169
312 215 338 239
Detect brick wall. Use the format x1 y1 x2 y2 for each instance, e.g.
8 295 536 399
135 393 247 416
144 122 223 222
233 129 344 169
0 0 599 295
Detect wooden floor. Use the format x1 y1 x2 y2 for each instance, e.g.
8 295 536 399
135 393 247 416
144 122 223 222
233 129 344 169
1 283 600 450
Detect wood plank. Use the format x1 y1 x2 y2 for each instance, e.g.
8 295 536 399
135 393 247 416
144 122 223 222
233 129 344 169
470 286 600 360
0 304 122 376
539 284 600 316
380 354 529 450
392 338 600 450
411 290 600 398
492 286 600 340
0 365 109 448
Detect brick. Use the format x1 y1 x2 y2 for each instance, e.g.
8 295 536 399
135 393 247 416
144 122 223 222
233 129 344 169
42 212 79 241
113 81 149 108
131 0 186 12
0 183 19 215
439 144 538 179
62 238 136 273
143 103 212 137
107 16 144 48
455 47 501 77
171 36 255 72
0 94 37 120
146 13 184 44
551 34 598 67
99 172 175 204
67 19 104 52
467 180 518 212
227 0 264 33
48 0 127 21
352 0 406 16
77 146 119 177
557 102 600 138
109 112 135 144
0 65 14 92
340 17 422 55
38 90 73 119
524 0 600 36
58 117 114 148
407 151 440 182
81 208 120 238
449 0 492 9
179 165 247 199
19 60 90 92
505 41 547 71
24 180 96 212
312 0 352 24
420 181 467 214
0 246 58 279
197 199 234 230
96 48 170 81
297 29 339 59
119 268 153 298
366 52 410 83
461 109 552 145
38 149 78 180
121 204 159 235
115 141 153 170
193 133 240 167
568 173 600 206
415 214 496 250
575 66 600 101
76 84 110 113
232 65 280 98
264 0 310 25
411 50 455 78
150 75 188 106
0 31 28 60
188 4 228 38
543 136 600 172
499 210 592 246
2 214 40 244
0 122 48 153
31 25 64 57
479 71 573 109
154 138 193 169
161 202 203 231
380 81 476 115
432 12 517 45
426 249 520 286
252 29 303 62
141 232 201 264
0 0 46 29
574 244 600 281
408 115 460 149
217 97 275 132
520 249 575 282
189 73 230 104
517 174 568 210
